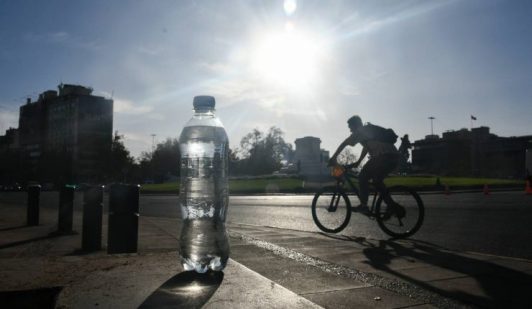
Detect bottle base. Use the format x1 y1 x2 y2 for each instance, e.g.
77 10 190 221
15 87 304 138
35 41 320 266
182 256 226 273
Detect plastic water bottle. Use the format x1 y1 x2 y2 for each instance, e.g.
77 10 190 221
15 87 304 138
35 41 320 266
178 95 229 273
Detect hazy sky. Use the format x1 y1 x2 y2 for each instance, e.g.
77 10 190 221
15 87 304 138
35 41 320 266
1 0 531 158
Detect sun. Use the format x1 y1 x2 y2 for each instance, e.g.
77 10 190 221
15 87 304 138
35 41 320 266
251 28 324 91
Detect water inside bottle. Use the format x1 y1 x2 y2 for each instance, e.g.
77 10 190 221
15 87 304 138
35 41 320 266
179 125 229 272
180 220 229 272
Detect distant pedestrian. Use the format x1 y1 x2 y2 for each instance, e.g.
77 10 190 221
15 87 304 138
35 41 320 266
398 134 412 161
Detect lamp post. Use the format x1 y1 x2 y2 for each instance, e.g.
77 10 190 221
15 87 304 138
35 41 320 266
428 116 435 135
151 134 156 153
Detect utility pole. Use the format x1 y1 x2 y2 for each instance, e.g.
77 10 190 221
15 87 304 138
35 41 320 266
151 134 156 153
428 116 435 135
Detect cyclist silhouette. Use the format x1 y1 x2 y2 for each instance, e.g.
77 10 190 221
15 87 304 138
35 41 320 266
329 115 401 215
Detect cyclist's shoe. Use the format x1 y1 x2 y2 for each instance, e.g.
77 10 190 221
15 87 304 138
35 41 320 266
381 203 406 221
352 204 371 216
395 204 406 219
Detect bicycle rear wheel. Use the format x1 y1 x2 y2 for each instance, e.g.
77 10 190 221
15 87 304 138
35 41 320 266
311 187 351 233
375 186 424 238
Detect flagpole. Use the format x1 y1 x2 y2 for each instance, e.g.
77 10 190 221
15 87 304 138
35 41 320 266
470 115 477 131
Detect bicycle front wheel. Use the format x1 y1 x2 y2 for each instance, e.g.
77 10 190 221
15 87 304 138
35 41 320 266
375 186 424 238
311 187 351 233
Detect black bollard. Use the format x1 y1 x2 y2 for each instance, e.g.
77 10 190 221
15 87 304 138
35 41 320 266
108 184 140 254
27 185 41 226
82 186 104 251
58 185 75 234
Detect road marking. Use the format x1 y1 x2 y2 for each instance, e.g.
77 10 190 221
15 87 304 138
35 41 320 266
230 230 468 309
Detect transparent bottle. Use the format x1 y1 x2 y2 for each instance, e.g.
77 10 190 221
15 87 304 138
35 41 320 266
178 95 229 273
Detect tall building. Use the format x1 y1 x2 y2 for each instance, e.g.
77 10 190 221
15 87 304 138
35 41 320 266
0 128 20 184
18 84 113 183
0 127 19 152
412 127 532 178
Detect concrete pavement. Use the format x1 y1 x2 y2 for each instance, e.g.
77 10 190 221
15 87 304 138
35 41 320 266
1 199 531 308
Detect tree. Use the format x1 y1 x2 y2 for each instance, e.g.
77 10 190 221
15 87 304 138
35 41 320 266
238 126 293 175
103 131 136 182
335 147 361 173
228 147 244 176
139 138 180 183
337 147 357 165
151 138 180 182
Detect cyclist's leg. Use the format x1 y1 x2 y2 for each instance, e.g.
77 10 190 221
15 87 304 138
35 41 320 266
358 163 372 206
371 154 400 205
371 154 404 217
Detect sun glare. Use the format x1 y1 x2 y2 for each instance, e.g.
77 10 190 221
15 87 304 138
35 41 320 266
284 0 297 16
251 29 323 92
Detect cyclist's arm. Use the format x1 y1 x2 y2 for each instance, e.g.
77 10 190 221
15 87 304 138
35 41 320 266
329 138 352 165
329 135 357 165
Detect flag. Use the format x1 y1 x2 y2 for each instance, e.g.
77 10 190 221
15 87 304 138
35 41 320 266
471 115 477 120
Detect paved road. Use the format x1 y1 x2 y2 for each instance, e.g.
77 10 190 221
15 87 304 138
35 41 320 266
227 193 532 260
2 191 532 259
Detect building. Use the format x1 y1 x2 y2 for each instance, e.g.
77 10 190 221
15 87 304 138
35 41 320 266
412 127 532 178
527 143 532 176
0 128 20 184
17 84 113 183
0 127 19 152
294 136 329 177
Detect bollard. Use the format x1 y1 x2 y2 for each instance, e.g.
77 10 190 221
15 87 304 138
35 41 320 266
27 185 41 226
108 184 140 254
58 185 75 234
82 186 104 251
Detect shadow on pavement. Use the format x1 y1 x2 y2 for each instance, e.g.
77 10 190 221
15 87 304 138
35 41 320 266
0 233 63 250
0 287 62 309
139 270 224 308
327 234 532 307
0 224 29 232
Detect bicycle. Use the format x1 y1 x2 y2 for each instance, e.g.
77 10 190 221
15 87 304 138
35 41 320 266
311 164 424 238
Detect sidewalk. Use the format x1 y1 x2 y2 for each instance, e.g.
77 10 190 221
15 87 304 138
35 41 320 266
0 203 318 308
1 202 531 308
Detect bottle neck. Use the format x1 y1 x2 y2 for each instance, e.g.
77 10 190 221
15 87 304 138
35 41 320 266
193 108 215 117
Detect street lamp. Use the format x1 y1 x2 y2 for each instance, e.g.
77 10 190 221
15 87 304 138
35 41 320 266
151 134 156 153
428 116 435 135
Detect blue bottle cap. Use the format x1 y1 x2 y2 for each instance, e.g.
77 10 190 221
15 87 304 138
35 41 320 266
193 96 215 110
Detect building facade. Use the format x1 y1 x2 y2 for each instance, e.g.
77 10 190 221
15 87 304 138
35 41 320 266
412 127 532 178
0 128 20 184
0 127 19 152
17 84 113 183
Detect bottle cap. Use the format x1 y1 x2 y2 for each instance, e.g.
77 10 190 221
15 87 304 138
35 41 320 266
193 96 215 110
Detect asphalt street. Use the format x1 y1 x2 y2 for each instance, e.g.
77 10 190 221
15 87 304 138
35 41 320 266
2 190 532 308
1 191 531 260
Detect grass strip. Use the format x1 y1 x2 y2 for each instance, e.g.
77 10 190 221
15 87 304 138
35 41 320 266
140 176 524 193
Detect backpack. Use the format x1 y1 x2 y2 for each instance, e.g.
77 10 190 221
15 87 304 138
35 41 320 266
363 123 398 144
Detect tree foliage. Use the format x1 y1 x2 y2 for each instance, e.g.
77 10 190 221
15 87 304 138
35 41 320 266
235 126 293 175
337 147 357 165
139 138 180 183
103 131 136 182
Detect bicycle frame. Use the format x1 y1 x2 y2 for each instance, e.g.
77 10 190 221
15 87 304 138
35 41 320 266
314 165 424 237
334 167 380 214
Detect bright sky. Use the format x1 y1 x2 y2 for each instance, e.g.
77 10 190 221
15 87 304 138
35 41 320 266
1 0 531 158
